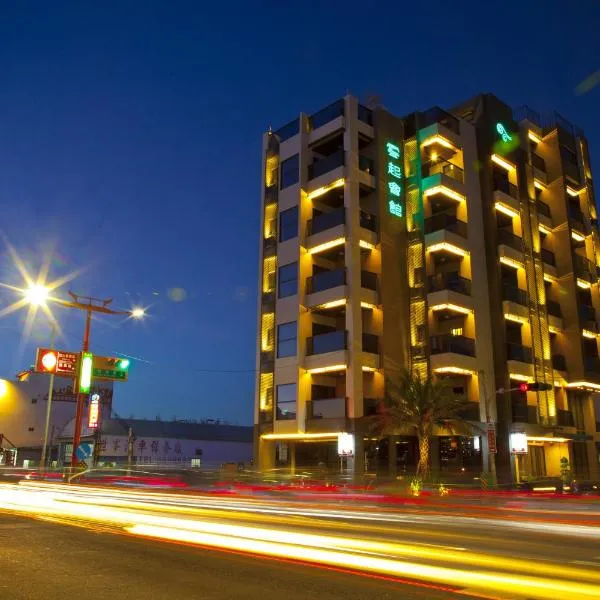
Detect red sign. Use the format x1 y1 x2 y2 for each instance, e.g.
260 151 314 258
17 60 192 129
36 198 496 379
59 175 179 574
487 424 497 454
35 348 78 376
88 394 100 429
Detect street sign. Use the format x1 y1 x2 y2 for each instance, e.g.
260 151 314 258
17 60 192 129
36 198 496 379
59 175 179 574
35 348 79 376
510 432 528 454
92 356 130 382
75 442 93 461
487 424 497 454
88 394 100 429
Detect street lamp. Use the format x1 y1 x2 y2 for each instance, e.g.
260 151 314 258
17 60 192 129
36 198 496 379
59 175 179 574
0 380 7 399
131 307 146 319
24 284 49 306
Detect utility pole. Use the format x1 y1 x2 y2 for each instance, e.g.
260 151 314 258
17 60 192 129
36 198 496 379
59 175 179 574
40 325 56 470
478 370 497 485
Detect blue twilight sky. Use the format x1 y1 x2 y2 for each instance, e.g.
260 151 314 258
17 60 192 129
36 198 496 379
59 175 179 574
0 1 598 424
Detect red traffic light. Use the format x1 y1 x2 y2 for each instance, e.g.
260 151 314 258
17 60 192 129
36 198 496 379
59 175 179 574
519 383 529 393
36 349 58 373
518 382 553 392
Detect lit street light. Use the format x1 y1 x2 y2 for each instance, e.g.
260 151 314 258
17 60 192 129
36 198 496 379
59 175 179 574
24 283 50 306
131 307 146 319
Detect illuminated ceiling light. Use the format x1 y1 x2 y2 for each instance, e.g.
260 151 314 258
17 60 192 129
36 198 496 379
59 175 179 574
494 201 519 218
421 135 456 150
582 329 598 339
307 237 345 255
499 256 523 270
543 272 556 283
526 436 570 443
261 432 341 440
566 186 583 197
423 185 465 203
307 178 345 200
566 381 600 391
306 364 347 374
360 301 376 310
431 303 472 315
359 240 376 250
426 242 467 257
538 223 552 235
533 179 546 191
528 131 542 144
317 299 346 310
361 365 376 372
509 373 532 382
571 230 586 242
548 325 561 334
577 278 591 289
504 313 527 324
491 154 516 171
433 367 474 375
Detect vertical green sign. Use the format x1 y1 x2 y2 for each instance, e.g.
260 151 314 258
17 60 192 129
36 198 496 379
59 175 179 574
386 141 403 218
79 352 93 393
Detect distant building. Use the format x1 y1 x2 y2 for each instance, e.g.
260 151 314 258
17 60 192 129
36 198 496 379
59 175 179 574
56 417 253 467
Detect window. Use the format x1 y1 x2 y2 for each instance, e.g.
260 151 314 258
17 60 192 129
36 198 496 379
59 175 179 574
277 322 297 358
276 383 297 420
279 206 298 242
278 262 298 298
280 154 299 189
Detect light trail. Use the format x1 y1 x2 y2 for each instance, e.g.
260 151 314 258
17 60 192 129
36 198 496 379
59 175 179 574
1 483 600 599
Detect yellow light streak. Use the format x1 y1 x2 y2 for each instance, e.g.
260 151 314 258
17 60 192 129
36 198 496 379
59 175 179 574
423 185 465 203
306 364 346 374
543 273 557 283
421 134 456 150
527 436 570 443
307 178 345 200
360 301 376 310
261 432 341 440
539 223 552 235
491 154 515 171
566 186 583 197
528 131 542 144
361 365 376 372
548 325 561 334
534 179 546 190
359 240 376 250
433 367 474 375
509 373 532 382
430 303 472 315
504 313 527 324
582 329 597 339
571 230 586 242
426 242 467 257
316 299 346 309
307 237 345 255
577 278 591 289
566 381 600 391
494 201 519 218
499 256 523 269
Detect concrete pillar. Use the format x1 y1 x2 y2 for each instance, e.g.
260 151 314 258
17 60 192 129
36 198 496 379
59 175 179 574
290 443 296 475
353 434 365 479
388 435 398 477
258 439 275 472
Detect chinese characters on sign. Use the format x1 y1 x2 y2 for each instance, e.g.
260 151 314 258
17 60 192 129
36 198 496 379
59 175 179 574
386 141 403 219
88 394 100 429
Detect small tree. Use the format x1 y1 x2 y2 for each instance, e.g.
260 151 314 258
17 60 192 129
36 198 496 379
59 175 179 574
372 370 474 480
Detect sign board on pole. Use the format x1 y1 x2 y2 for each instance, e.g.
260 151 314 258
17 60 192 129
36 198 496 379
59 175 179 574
75 442 93 461
510 432 528 454
92 356 130 382
487 424 497 454
35 348 79 376
88 394 100 429
337 433 355 457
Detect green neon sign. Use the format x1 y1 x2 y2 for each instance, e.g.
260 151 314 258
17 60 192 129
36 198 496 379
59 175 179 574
79 352 93 393
496 122 512 143
386 141 403 218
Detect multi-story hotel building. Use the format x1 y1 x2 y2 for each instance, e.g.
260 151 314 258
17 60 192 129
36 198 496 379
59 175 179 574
254 93 600 483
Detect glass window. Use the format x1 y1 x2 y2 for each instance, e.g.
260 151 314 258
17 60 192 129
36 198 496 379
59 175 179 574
275 118 299 143
278 262 297 298
280 154 299 189
277 321 297 358
279 206 298 242
276 383 297 420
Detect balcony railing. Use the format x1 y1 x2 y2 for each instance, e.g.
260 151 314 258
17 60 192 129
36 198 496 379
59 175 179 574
502 285 528 306
309 99 344 131
308 150 345 180
537 200 551 218
420 106 460 135
506 342 533 363
557 409 575 427
428 272 471 295
359 155 375 176
584 356 600 373
541 248 556 266
458 401 481 421
497 229 523 251
579 303 596 323
307 397 347 419
573 254 595 278
358 104 373 126
306 268 346 294
359 210 377 232
308 207 345 236
306 330 347 355
263 236 277 256
546 300 562 318
552 354 566 371
362 333 379 354
275 118 300 142
493 176 518 199
422 158 464 183
532 153 546 172
430 334 475 357
361 270 378 291
512 401 538 424
424 213 468 238
363 398 381 417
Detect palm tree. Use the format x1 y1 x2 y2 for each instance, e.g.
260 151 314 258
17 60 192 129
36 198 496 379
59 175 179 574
371 369 475 479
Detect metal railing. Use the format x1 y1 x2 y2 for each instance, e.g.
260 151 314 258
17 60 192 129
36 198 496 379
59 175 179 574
546 300 562 318
541 248 556 266
502 285 528 306
425 213 467 238
428 272 471 295
536 200 551 218
430 334 475 357
306 330 347 355
506 342 533 363
493 176 518 199
308 150 345 180
307 207 345 236
306 268 346 294
307 397 347 420
497 229 523 251
422 158 464 183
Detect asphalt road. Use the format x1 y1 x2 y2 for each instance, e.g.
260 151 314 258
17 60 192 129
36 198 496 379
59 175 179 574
0 512 460 600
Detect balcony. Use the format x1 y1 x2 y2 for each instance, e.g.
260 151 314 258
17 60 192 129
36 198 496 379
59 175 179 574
308 207 345 236
362 333 379 355
263 236 277 257
361 270 378 292
546 300 562 318
552 354 566 371
428 272 471 296
506 342 533 364
358 104 373 126
359 210 377 233
420 107 460 135
532 153 546 172
573 254 596 280
422 158 464 183
306 330 347 356
579 303 596 323
359 155 375 176
537 200 551 219
430 334 475 357
363 398 380 417
497 229 523 252
541 248 556 266
512 401 538 425
309 99 344 131
308 150 344 180
584 356 600 373
275 118 300 143
306 268 346 295
458 401 481 421
307 397 347 420
493 176 518 199
557 409 575 427
502 285 528 306
425 213 467 238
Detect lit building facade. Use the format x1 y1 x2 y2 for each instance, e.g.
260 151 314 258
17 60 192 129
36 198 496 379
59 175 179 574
254 94 600 483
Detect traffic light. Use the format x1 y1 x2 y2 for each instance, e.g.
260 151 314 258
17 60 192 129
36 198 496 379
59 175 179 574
519 382 553 392
36 349 58 373
92 356 130 381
